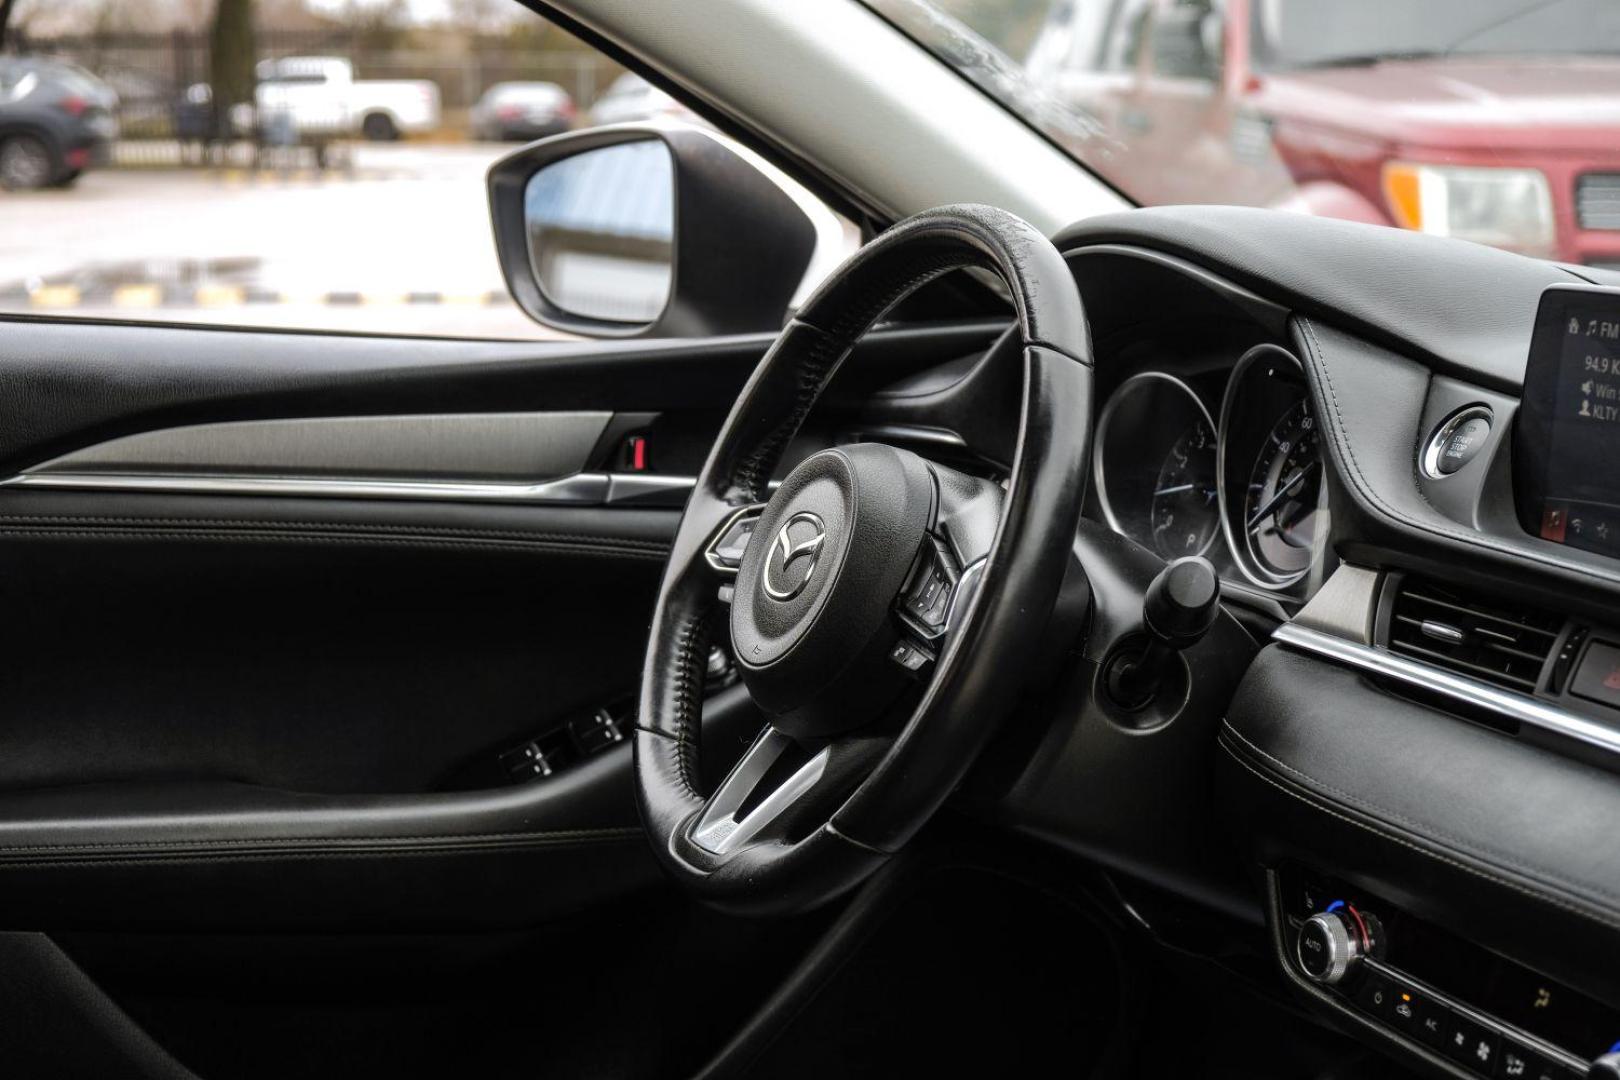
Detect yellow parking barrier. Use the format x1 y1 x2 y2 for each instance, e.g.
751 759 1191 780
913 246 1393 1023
193 284 246 307
29 285 81 309
113 284 163 309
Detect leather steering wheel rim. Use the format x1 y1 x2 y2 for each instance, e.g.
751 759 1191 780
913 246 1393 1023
634 204 1093 915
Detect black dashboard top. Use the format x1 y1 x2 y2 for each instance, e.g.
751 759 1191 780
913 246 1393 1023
1056 205 1620 395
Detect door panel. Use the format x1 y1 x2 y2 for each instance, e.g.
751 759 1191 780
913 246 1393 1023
0 313 1006 933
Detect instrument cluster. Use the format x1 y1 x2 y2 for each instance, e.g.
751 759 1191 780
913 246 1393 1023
1092 343 1327 595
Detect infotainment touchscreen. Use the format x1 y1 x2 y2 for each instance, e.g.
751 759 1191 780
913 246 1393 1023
1516 285 1620 560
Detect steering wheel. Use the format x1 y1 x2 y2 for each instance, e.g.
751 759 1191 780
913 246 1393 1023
634 205 1092 915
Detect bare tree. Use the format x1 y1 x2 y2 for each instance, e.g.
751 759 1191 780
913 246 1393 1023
210 0 255 115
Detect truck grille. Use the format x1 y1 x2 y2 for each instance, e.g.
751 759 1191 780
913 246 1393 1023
1576 173 1620 230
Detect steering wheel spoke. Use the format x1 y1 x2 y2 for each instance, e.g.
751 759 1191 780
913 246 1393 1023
684 727 888 860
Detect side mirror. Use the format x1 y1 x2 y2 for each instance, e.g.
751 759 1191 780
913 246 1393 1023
488 124 820 338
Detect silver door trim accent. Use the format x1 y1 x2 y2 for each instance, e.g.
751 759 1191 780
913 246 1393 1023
0 470 699 507
1272 622 1620 759
26 412 614 482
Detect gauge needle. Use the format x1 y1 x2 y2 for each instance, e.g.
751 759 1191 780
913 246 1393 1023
1246 459 1320 529
1154 483 1195 495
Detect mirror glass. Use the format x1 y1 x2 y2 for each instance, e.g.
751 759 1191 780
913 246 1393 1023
524 140 675 324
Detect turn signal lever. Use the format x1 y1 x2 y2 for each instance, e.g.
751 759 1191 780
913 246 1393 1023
1105 556 1220 710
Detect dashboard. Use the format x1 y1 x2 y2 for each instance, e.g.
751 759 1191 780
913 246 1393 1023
810 208 1620 1080
1023 210 1620 1080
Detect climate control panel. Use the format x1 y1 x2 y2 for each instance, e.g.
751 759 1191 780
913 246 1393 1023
1279 866 1620 1080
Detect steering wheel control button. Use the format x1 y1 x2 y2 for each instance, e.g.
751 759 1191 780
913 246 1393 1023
898 537 959 639
704 505 764 574
889 639 930 673
1423 406 1493 478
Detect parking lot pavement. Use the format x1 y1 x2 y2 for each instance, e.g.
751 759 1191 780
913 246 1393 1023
0 143 564 340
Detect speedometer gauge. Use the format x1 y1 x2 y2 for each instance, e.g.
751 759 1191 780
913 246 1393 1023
1242 400 1321 579
1217 344 1325 590
1094 372 1219 560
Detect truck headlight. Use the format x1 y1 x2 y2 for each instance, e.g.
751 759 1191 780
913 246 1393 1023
1382 163 1555 257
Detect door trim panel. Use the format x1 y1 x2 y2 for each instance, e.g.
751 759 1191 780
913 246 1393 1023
23 411 614 482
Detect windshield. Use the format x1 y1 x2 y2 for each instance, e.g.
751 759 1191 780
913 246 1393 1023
864 0 1620 266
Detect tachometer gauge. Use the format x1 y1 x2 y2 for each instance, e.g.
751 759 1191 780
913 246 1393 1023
1242 400 1321 580
1094 372 1219 560
1217 344 1325 590
1151 418 1219 557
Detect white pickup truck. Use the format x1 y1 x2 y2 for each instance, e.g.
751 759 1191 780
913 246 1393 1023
255 56 440 142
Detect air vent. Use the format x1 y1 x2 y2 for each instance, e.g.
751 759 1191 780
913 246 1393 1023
1386 577 1564 692
1576 173 1620 231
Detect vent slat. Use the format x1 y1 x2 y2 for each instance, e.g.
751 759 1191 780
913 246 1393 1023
1387 641 1541 690
1577 173 1620 231
1399 592 1560 637
1386 577 1562 693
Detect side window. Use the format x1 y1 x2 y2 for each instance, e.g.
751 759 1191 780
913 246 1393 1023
0 2 704 340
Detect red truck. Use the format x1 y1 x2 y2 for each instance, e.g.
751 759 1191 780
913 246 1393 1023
1026 0 1620 267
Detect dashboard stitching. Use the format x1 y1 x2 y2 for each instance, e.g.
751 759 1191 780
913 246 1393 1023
1220 733 1620 932
1223 719 1620 908
1297 315 1620 587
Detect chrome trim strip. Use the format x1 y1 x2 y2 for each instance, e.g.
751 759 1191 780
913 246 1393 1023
0 470 700 507
1272 622 1620 759
27 412 613 481
605 473 702 507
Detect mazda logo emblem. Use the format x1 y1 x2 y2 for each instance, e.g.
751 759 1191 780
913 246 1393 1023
762 511 826 601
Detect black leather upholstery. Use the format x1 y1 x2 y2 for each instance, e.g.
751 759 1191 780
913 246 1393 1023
1220 645 1620 1005
1056 204 1601 394
1292 316 1620 604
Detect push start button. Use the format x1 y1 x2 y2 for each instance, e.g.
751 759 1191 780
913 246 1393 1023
1423 406 1493 478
